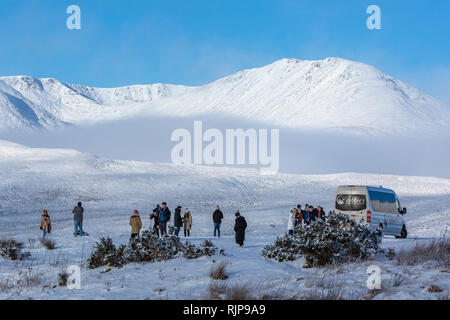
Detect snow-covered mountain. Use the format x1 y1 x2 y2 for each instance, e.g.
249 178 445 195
1 58 449 134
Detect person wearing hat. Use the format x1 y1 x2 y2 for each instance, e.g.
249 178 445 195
234 211 247 247
40 210 52 238
129 210 142 239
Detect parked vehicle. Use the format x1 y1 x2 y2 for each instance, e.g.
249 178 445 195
334 185 408 238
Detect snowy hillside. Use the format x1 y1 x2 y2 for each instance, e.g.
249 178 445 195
1 140 449 238
0 140 449 300
1 58 449 134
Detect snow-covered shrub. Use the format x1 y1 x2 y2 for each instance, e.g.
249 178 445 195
262 214 381 267
0 238 30 261
88 231 223 269
87 237 127 269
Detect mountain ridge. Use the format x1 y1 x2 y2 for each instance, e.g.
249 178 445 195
1 57 449 134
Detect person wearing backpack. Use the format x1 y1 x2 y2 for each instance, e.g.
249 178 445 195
40 210 52 238
129 210 142 239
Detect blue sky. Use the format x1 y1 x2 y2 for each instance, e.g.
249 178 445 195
0 0 449 103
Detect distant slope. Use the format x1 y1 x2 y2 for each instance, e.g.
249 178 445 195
0 140 449 239
1 58 449 134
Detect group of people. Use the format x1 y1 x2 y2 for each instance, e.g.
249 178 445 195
38 202 248 247
147 203 193 238
287 204 327 235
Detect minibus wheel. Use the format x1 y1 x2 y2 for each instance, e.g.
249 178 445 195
396 226 408 239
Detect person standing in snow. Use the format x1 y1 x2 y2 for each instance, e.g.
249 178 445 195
309 206 318 222
213 205 224 237
317 206 326 220
129 210 142 239
234 211 247 247
159 202 171 236
40 210 52 238
287 209 296 236
72 202 85 237
150 209 160 237
295 204 303 226
302 206 310 225
183 209 192 237
174 206 183 237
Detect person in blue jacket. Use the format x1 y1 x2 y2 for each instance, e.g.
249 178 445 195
159 202 171 235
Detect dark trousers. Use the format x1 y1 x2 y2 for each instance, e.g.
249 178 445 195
153 225 160 237
184 229 190 237
236 240 244 246
160 222 167 235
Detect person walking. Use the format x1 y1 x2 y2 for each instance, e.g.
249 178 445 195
174 206 183 237
150 209 160 237
183 209 192 237
159 202 171 236
234 211 247 247
287 208 296 236
213 205 224 237
40 210 52 238
72 202 85 237
129 210 142 239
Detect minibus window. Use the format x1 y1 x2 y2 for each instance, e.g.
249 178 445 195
336 194 367 211
369 191 397 214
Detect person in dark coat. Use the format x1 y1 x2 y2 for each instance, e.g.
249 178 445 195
302 207 310 225
72 202 85 236
159 202 171 235
213 205 224 237
234 211 247 247
150 209 160 237
174 206 183 237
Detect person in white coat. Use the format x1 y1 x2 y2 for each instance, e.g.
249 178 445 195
287 209 296 236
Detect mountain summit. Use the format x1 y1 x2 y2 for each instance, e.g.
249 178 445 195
1 58 449 134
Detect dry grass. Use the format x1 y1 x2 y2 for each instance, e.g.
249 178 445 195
41 238 56 250
397 239 450 268
225 283 253 300
209 261 229 280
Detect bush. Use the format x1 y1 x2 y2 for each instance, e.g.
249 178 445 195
262 214 381 268
210 261 229 280
397 239 450 268
0 238 30 261
87 237 127 269
41 238 56 250
58 272 69 287
88 231 223 269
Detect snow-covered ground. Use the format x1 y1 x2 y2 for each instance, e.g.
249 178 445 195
0 140 449 300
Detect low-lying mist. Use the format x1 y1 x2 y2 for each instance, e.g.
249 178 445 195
2 114 450 179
